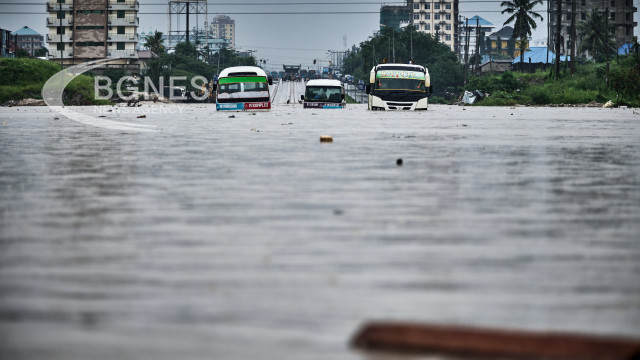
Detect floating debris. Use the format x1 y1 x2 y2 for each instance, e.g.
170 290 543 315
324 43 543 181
396 158 403 166
320 135 333 143
137 115 146 118
229 115 236 118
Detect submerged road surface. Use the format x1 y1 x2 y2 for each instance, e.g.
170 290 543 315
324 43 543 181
1 104 639 360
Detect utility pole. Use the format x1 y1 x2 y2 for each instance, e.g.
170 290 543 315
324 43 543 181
474 17 480 75
546 0 550 65
554 0 562 79
463 18 470 85
392 29 395 62
59 1 63 70
186 3 190 44
570 0 576 74
410 25 413 61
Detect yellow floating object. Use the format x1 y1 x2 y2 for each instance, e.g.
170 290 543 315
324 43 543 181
319 135 333 143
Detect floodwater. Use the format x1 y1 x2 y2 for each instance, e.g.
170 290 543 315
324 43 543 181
1 100 639 360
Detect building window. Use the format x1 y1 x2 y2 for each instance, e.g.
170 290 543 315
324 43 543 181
446 34 451 41
446 3 451 9
118 0 125 2
425 3 430 9
434 13 440 20
77 10 104 14
57 10 65 19
626 13 632 21
566 12 571 20
57 0 65 3
446 24 451 30
425 24 430 30
434 3 440 9
610 12 615 20
117 26 125 34
425 13 430 19
77 42 103 46
117 10 125 18
414 14 420 20
414 3 419 9
446 14 451 20
117 42 125 50
611 0 615 7
581 13 586 20
57 43 65 50
56 26 65 34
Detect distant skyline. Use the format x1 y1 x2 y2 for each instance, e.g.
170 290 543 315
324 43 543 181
1 0 638 70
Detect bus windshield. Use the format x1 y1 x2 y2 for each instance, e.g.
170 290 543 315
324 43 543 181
305 86 342 102
375 70 426 92
218 76 269 100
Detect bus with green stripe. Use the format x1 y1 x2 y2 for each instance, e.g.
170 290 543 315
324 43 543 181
366 63 433 111
214 66 273 111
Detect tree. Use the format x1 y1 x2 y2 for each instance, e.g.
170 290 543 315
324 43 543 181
15 48 30 58
144 30 165 55
175 41 198 58
34 48 48 57
577 8 617 62
501 0 543 70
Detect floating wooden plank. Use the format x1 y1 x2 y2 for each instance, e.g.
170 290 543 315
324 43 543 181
352 322 640 360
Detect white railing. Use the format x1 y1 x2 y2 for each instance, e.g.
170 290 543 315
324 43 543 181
46 34 73 42
47 17 73 26
107 33 138 42
107 49 138 58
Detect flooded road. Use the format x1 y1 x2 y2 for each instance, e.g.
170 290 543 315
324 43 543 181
1 104 639 359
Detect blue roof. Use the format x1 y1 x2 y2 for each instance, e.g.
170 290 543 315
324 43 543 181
466 16 493 27
618 43 634 55
14 26 40 36
512 47 570 64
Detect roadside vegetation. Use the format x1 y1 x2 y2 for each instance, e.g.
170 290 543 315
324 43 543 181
466 48 640 107
142 35 257 94
342 26 464 102
0 58 109 105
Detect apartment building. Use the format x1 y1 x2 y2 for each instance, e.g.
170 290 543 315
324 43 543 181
549 0 637 56
209 15 235 48
14 26 46 57
410 0 460 52
46 0 139 68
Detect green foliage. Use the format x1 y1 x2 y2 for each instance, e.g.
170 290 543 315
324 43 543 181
34 48 49 57
175 41 198 58
342 26 464 98
578 8 617 62
15 48 30 58
144 30 165 55
0 58 60 86
467 57 640 106
0 58 109 105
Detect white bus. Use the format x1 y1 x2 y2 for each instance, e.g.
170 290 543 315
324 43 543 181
301 79 346 109
366 63 433 111
214 66 273 111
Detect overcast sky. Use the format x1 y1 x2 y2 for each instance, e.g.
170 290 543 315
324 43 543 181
1 0 639 70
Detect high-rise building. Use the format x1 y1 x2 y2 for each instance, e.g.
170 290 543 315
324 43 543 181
549 0 637 56
14 26 46 57
46 0 139 68
209 15 235 48
411 0 460 52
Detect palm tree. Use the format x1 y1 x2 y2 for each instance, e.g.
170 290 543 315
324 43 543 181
577 8 617 62
144 31 165 55
501 0 543 70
